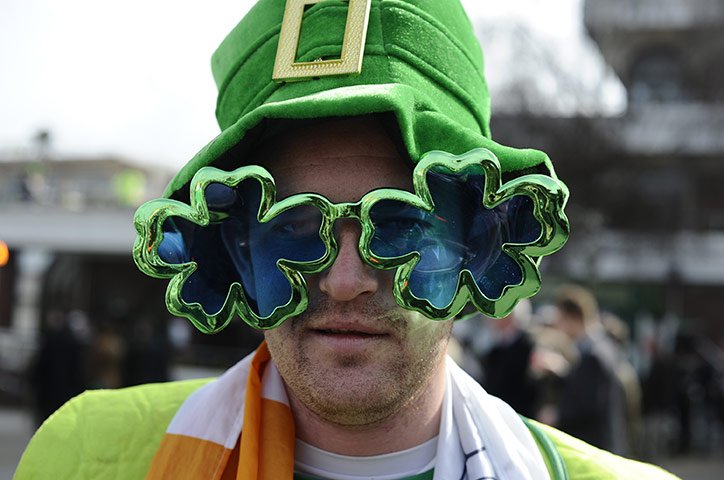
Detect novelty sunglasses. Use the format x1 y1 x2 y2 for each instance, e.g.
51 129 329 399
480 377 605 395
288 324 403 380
133 148 569 333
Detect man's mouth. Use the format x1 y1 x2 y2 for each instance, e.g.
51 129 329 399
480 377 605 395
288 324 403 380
302 313 400 354
309 325 391 353
315 328 384 336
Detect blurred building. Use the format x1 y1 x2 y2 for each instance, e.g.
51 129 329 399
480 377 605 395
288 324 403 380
0 145 264 406
0 150 175 401
491 0 724 340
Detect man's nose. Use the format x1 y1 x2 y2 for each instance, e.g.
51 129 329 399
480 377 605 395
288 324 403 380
318 220 379 301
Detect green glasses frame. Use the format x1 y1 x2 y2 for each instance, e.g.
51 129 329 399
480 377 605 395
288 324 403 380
133 148 569 333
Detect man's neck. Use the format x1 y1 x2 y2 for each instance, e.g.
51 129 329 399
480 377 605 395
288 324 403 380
287 358 447 456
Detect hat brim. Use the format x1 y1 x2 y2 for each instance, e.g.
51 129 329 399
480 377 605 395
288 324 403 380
164 83 561 199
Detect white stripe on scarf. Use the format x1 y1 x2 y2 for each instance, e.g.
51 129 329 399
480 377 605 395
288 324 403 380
442 359 550 480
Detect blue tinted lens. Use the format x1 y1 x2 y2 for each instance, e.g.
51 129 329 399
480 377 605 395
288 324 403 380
244 205 325 317
158 226 188 265
158 180 325 318
160 210 239 315
369 198 466 308
368 201 427 258
369 169 542 307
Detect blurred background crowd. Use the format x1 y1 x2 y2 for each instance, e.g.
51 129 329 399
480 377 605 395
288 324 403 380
2 0 724 478
452 285 724 461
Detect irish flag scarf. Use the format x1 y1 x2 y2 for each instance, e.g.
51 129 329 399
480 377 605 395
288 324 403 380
146 342 550 479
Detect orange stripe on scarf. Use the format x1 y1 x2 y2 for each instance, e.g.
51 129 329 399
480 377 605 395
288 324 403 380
146 342 295 479
235 341 295 479
146 433 230 479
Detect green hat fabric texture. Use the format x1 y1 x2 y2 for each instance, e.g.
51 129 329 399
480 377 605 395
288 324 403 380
163 0 562 199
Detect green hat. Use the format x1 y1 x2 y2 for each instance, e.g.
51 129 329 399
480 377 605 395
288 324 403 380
163 0 562 200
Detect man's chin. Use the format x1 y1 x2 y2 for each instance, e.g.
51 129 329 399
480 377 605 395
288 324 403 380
302 375 408 427
281 350 410 425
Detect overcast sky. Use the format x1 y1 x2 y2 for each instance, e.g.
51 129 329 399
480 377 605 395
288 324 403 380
0 0 625 169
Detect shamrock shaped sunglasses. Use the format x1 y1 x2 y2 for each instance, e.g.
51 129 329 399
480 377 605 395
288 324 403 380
133 149 569 334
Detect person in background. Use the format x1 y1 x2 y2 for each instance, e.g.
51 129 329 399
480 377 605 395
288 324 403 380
550 285 630 455
30 310 84 426
601 311 643 457
483 298 539 418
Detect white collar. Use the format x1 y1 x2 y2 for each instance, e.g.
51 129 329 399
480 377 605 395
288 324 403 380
294 434 437 480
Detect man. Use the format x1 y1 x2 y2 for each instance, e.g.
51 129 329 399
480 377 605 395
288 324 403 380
550 285 629 455
17 0 680 478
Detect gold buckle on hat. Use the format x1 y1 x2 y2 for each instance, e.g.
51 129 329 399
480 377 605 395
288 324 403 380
273 0 372 82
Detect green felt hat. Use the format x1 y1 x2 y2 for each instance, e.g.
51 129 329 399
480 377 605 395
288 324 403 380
163 0 562 199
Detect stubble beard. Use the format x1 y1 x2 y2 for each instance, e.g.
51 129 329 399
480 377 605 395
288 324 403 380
267 297 451 428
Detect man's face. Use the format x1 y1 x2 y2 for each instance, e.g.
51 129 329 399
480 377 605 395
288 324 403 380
260 116 453 427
